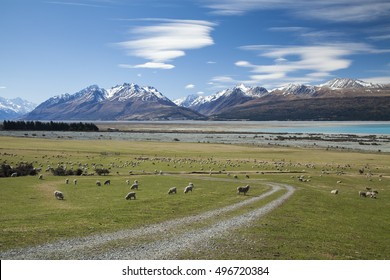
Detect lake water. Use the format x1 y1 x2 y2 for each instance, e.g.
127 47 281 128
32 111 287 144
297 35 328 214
97 121 390 135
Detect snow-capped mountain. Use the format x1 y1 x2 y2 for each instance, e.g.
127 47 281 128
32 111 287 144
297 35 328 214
272 84 317 96
0 97 36 120
24 83 204 121
212 78 390 121
178 84 268 115
320 78 383 89
20 78 390 121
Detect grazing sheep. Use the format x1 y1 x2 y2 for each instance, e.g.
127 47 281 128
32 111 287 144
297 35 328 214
96 180 101 186
10 172 17 177
125 192 136 200
366 191 377 198
104 180 110 185
330 189 339 194
73 179 77 185
65 178 69 184
184 183 194 194
337 180 342 184
237 185 250 195
130 180 139 190
38 174 43 180
168 187 177 194
126 179 130 185
359 191 367 197
54 190 64 200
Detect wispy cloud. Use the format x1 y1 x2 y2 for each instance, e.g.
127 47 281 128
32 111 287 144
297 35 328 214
203 0 390 22
116 19 215 69
0 86 6 90
185 84 195 89
235 43 384 86
45 1 108 8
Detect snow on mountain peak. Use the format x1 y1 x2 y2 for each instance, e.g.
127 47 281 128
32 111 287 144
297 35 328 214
321 78 381 89
107 83 171 103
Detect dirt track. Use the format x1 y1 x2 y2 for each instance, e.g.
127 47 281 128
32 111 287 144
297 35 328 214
0 183 295 260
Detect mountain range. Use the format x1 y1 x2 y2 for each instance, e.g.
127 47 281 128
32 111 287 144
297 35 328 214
12 78 390 121
0 97 36 120
175 78 390 120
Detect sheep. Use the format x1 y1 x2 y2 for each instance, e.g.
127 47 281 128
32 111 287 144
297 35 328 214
96 180 101 186
184 183 194 194
237 185 250 195
73 179 77 185
359 191 367 197
168 187 177 194
38 174 43 180
126 179 130 185
54 190 64 200
336 180 342 184
104 180 110 185
330 189 339 194
125 192 136 200
366 191 377 199
65 178 69 184
130 180 139 190
10 172 17 177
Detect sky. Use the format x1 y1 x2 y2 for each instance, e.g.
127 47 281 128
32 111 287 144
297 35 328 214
1 0 390 103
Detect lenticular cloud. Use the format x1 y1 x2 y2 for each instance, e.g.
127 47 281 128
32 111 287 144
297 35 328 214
117 19 215 69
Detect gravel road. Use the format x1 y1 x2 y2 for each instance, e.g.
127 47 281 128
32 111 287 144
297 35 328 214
0 183 295 260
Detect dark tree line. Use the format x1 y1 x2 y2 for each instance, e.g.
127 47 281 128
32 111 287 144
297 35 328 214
1 162 38 177
2 120 99 131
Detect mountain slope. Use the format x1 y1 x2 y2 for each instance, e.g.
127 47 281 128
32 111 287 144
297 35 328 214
179 84 268 115
24 83 204 121
213 79 390 121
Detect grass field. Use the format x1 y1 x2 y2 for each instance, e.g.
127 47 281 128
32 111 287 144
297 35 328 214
0 136 389 259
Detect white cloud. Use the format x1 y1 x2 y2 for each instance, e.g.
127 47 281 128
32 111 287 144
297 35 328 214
185 84 195 89
360 76 390 84
236 43 382 86
0 86 6 89
204 0 390 22
117 19 215 70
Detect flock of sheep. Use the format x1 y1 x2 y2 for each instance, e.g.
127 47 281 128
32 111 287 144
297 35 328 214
53 179 252 201
330 187 379 199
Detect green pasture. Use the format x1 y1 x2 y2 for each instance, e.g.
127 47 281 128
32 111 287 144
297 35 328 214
0 136 389 259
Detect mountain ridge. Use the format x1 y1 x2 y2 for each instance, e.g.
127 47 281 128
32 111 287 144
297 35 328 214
21 78 390 121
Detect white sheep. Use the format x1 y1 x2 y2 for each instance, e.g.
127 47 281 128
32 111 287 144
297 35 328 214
96 180 101 186
125 192 136 200
184 183 194 194
237 185 250 195
65 178 69 184
130 180 139 190
10 172 17 177
54 190 64 200
168 187 177 194
104 180 110 185
38 174 43 180
73 179 78 185
126 179 130 185
330 189 339 194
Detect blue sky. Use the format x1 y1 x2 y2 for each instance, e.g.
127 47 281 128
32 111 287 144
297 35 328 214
1 0 390 103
